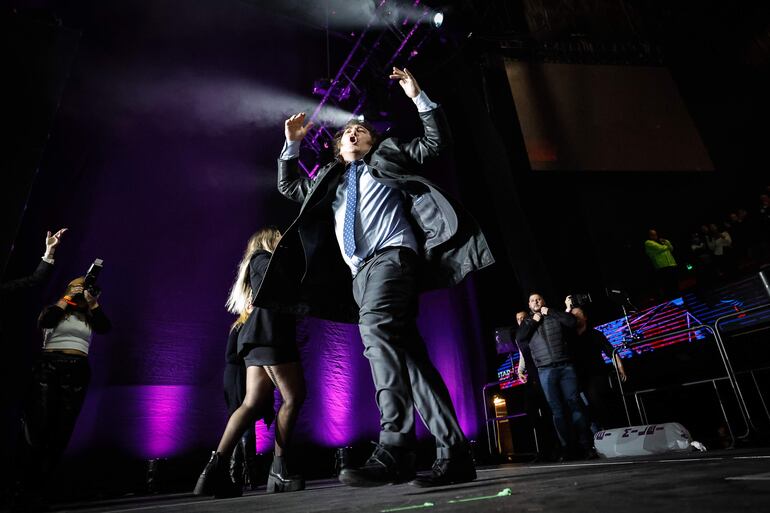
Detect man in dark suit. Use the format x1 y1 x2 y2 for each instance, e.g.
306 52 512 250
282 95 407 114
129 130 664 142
0 229 67 302
258 68 493 487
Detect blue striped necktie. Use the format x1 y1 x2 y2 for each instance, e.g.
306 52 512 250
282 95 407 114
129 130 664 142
343 161 362 257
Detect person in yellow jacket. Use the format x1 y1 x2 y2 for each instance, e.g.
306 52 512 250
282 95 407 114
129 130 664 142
644 229 679 300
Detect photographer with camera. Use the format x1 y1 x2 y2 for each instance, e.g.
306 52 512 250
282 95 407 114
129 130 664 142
515 293 595 461
566 297 627 432
16 263 110 507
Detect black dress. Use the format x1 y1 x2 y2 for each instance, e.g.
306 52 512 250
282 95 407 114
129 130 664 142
237 250 298 366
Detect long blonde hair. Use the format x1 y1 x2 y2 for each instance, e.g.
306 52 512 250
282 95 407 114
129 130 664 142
225 227 281 315
231 309 251 331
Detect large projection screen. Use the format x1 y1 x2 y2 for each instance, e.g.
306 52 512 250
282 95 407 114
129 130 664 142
504 60 714 171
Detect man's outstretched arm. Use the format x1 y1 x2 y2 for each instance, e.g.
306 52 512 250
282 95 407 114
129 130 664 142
0 229 67 297
277 112 314 203
389 67 451 164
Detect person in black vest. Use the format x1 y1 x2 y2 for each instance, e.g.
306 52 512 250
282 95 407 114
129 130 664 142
194 227 304 498
515 293 595 460
568 304 627 432
265 68 494 487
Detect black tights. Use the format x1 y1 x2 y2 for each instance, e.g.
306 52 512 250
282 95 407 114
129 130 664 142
216 363 305 458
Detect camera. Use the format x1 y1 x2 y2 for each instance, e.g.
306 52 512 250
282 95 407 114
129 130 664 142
569 292 592 308
83 258 104 296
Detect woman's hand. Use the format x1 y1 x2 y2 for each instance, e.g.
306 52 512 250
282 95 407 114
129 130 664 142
84 289 99 310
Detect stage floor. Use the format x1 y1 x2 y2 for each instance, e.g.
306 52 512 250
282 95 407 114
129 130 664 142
52 448 770 513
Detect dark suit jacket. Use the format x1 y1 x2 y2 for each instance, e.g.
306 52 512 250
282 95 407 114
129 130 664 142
256 105 494 323
0 260 53 300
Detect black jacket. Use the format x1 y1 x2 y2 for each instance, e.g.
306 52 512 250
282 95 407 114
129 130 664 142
237 250 296 355
515 310 576 368
569 328 616 379
255 105 495 323
0 260 53 300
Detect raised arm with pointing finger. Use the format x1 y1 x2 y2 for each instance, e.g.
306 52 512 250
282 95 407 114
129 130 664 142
0 228 67 298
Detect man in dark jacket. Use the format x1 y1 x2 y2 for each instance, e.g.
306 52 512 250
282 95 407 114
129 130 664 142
515 293 594 460
569 306 628 432
260 68 494 487
0 229 67 302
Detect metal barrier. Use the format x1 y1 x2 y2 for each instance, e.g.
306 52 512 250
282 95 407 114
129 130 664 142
745 366 770 424
631 376 737 447
712 302 770 436
612 324 752 439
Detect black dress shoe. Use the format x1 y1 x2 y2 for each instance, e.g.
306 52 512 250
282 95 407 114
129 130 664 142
409 456 476 488
338 443 415 487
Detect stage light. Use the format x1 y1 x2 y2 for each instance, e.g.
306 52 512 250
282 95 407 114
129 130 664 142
356 114 365 121
432 12 444 28
313 78 332 97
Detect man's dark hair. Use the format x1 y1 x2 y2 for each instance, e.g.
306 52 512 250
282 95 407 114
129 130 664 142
332 119 381 162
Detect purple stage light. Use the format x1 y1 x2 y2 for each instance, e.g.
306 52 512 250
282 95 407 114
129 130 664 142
142 385 193 458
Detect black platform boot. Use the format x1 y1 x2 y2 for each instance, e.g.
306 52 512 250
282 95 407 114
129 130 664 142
266 455 304 493
229 442 245 491
193 451 242 498
244 451 261 491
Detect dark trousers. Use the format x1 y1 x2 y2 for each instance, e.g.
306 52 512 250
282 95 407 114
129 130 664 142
537 363 592 450
580 373 622 431
352 248 465 458
20 352 90 483
655 266 679 300
523 381 558 458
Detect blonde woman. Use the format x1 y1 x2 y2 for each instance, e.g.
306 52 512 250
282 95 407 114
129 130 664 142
194 227 305 497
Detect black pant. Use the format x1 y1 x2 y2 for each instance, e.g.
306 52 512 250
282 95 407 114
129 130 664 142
580 373 622 431
20 352 90 484
655 266 679 300
352 247 466 458
523 381 559 457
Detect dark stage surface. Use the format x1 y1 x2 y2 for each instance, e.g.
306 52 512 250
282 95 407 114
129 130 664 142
51 448 770 513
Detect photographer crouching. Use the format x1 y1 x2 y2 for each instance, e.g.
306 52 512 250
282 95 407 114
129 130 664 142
15 263 110 509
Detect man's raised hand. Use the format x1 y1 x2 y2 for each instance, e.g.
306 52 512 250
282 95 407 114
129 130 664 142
285 112 313 142
389 67 421 98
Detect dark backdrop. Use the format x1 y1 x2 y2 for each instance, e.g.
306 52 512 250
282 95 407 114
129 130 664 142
2 0 769 498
